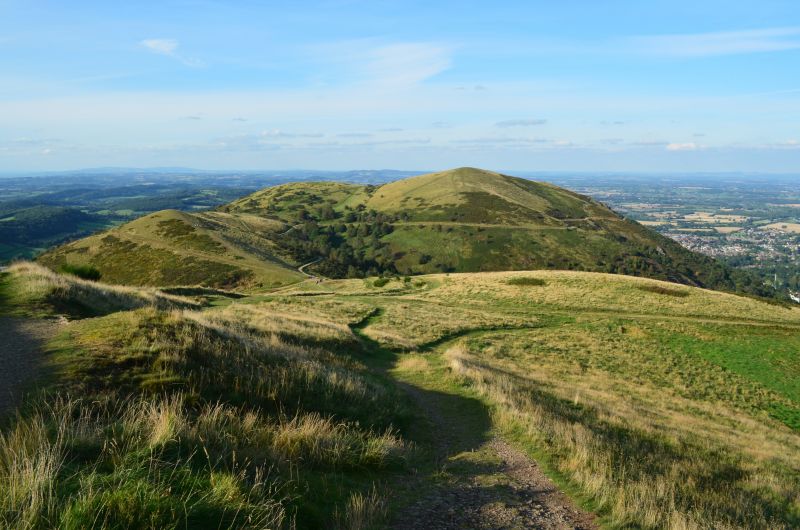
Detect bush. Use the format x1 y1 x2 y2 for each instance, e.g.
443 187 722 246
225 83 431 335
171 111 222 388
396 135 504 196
637 284 689 297
506 277 546 287
372 277 390 288
59 263 101 281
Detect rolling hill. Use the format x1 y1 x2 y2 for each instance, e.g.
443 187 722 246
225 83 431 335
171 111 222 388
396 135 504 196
40 167 771 296
2 263 798 528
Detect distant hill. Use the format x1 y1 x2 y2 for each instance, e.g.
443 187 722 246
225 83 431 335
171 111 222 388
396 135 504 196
39 167 772 295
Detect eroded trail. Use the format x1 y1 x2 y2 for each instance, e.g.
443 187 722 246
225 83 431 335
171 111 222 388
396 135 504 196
0 317 62 414
390 360 597 530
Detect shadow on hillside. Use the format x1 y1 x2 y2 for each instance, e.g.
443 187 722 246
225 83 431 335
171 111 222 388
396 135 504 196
349 313 493 459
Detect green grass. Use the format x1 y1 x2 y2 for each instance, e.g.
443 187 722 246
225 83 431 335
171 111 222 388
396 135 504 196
59 263 101 281
37 210 303 290
4 262 800 528
655 324 800 428
0 265 413 529
279 270 800 528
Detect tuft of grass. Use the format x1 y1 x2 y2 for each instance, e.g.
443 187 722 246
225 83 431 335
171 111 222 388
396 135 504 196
336 486 387 530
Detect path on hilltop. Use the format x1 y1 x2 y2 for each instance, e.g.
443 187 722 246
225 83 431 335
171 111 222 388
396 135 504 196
349 311 598 530
389 375 598 530
0 317 62 415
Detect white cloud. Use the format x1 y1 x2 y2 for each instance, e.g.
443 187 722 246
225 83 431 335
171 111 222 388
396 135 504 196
141 38 178 56
632 27 800 57
140 38 204 67
666 142 700 151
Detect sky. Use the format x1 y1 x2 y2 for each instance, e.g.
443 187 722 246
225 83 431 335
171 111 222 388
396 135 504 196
2 0 800 172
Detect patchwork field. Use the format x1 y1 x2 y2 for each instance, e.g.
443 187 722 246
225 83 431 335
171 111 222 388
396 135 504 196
762 222 800 234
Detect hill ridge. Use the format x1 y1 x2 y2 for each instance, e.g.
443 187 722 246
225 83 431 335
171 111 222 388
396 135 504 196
38 167 773 298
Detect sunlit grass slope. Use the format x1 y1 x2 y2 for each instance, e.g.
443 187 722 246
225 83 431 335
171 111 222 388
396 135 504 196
0 264 411 529
277 270 800 529
38 209 302 290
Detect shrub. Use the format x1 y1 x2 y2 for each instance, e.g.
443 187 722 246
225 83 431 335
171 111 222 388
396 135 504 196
372 278 390 288
637 284 689 297
59 264 101 281
506 277 546 287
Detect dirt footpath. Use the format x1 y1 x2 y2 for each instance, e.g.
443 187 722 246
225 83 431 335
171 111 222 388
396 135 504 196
391 381 598 530
0 317 62 414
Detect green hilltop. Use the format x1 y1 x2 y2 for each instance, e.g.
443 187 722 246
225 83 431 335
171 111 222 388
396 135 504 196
40 167 770 296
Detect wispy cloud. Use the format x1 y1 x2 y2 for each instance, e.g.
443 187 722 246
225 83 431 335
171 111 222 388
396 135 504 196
140 38 204 67
632 27 800 57
364 42 451 86
496 119 547 128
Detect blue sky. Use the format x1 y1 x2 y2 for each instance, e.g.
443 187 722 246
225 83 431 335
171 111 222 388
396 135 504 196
2 1 800 172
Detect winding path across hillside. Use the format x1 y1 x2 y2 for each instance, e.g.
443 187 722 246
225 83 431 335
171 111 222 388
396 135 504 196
390 377 598 530
0 317 62 414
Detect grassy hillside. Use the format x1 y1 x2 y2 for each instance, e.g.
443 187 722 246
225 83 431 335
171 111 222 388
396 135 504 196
38 209 302 290
40 167 773 297
224 167 772 296
2 264 799 528
0 264 411 529
275 271 800 528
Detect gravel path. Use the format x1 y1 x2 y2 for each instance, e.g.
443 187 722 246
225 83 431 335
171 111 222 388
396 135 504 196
0 317 62 414
391 381 597 530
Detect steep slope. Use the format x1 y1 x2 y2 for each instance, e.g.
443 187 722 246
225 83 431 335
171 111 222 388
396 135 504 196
39 168 770 296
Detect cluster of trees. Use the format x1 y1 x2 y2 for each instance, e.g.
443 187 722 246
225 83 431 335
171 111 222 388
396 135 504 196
0 206 96 243
278 208 401 278
603 241 781 300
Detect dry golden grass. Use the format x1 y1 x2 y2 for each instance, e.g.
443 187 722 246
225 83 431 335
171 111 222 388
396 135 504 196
360 299 534 349
762 222 800 234
405 270 800 324
5 261 198 316
445 345 799 529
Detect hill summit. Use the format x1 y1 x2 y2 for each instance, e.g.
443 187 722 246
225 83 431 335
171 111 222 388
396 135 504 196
40 167 768 295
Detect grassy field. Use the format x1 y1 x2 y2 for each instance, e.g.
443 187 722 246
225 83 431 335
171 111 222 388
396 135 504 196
3 264 800 528
277 270 800 529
